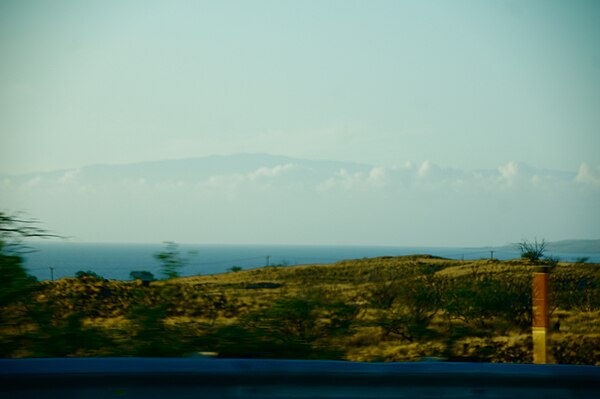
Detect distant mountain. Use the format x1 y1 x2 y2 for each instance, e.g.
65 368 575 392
2 153 372 184
545 239 600 254
3 154 582 188
497 239 600 254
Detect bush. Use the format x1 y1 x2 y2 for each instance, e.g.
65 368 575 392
448 336 532 363
441 267 532 332
550 266 600 312
130 270 156 286
384 341 445 362
518 239 546 262
75 270 103 280
552 335 600 365
154 241 196 279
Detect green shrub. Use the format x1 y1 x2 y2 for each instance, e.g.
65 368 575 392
551 265 600 312
130 270 156 284
519 238 546 262
449 336 532 363
75 270 103 280
442 268 531 331
552 335 600 365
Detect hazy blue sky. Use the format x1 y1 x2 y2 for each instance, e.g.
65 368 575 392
2 0 599 174
1 1 599 246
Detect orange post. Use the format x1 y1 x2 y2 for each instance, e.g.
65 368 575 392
532 267 550 364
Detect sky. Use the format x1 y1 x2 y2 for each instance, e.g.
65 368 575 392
1 0 599 246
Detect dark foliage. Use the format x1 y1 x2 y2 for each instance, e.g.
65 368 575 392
518 239 546 262
75 270 104 280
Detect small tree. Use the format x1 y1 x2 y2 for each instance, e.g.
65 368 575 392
519 238 546 262
75 270 103 280
228 266 242 273
1 211 58 303
130 270 156 286
0 212 60 356
130 270 155 280
154 241 196 279
1 211 61 253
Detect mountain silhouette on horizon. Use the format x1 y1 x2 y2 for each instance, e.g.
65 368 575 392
3 153 372 183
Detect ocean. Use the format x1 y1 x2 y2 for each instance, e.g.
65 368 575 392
21 242 599 281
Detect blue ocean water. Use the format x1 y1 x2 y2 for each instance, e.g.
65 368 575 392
21 242 598 281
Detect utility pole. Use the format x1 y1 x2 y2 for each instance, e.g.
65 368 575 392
49 267 54 281
532 266 550 364
266 256 270 267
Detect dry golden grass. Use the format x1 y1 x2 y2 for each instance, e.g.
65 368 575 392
8 255 597 363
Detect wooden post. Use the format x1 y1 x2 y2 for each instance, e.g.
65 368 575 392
532 266 550 364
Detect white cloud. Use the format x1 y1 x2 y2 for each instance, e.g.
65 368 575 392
5 157 597 246
202 164 298 193
246 163 296 181
369 167 386 182
316 169 353 191
417 161 433 179
576 163 600 187
415 161 459 180
206 174 241 186
23 176 42 188
58 169 80 184
530 175 542 186
498 161 519 186
316 167 389 191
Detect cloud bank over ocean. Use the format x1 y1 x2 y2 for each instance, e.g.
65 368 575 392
2 154 597 247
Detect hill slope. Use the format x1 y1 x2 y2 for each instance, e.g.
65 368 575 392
3 255 598 364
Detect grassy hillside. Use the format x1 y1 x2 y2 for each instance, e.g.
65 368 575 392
2 256 599 364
